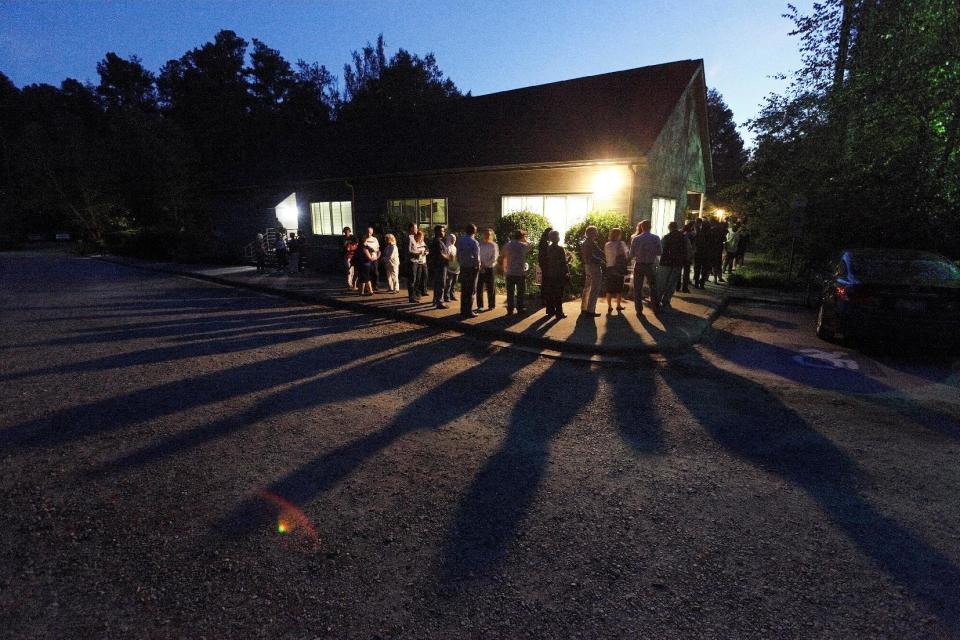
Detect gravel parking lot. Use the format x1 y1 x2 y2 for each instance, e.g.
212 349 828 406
2 252 959 638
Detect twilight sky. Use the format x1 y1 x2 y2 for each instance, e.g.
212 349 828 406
0 0 810 145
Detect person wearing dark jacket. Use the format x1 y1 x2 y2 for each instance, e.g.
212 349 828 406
678 222 694 293
427 225 449 309
658 222 685 309
711 221 727 283
693 218 710 288
541 229 569 319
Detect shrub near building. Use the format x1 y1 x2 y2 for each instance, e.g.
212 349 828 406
564 211 630 294
495 210 550 291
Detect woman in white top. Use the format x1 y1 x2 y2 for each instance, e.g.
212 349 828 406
603 227 629 313
407 230 428 302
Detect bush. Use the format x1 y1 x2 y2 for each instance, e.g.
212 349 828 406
495 210 550 290
564 210 630 258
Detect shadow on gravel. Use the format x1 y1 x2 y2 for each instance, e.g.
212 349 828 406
0 321 438 452
89 330 463 477
659 341 960 632
602 312 665 452
706 326 960 441
440 356 599 580
215 346 541 539
0 310 379 383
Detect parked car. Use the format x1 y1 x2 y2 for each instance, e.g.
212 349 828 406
816 248 960 344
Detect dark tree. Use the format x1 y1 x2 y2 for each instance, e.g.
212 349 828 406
706 88 748 191
747 0 960 260
96 53 157 111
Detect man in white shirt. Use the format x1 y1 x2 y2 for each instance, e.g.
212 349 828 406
629 219 662 313
476 228 499 311
407 222 426 298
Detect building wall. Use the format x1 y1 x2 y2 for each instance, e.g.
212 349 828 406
361 164 633 232
292 164 636 270
633 78 708 227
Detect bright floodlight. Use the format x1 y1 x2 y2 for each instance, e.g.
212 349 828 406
275 193 299 230
592 168 623 198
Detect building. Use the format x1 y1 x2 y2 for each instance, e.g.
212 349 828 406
216 59 712 267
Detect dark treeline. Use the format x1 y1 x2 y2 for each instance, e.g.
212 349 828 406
713 0 960 265
0 32 462 257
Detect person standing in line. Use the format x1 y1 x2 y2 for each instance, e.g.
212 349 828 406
407 230 427 303
711 220 727 283
735 225 750 268
723 223 741 274
275 233 289 274
254 233 267 274
381 233 400 293
603 227 629 313
287 232 300 276
476 228 499 312
354 228 376 295
678 222 694 293
629 219 661 313
537 227 554 309
541 230 569 319
658 221 685 309
343 229 358 289
443 233 459 302
502 229 530 314
408 223 427 298
428 224 450 309
455 224 481 318
693 219 710 288
579 225 604 318
364 227 381 291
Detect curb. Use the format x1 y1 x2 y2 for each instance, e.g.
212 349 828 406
96 256 727 359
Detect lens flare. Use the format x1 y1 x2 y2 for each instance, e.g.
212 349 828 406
257 490 319 544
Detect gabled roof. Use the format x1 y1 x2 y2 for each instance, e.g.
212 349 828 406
338 59 707 177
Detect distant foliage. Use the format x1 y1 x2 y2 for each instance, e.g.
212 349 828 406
746 0 960 261
0 30 461 262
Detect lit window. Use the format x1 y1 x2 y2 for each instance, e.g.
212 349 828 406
501 194 594 243
385 198 448 229
310 201 353 235
650 197 677 237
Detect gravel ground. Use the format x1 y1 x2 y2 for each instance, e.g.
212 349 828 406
1 252 959 639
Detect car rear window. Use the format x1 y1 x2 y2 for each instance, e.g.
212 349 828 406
850 256 960 283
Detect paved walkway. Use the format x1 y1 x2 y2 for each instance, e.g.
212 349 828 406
100 257 733 357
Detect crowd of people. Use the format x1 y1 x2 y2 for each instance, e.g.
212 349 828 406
256 215 748 320
253 231 306 276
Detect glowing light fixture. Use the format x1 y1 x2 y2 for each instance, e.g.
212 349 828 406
275 192 300 230
592 168 623 199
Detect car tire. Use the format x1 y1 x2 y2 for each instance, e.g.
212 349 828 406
816 304 835 342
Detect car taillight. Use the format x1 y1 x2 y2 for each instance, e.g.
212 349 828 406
835 285 847 300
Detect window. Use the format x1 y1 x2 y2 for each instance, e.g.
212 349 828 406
387 198 448 231
650 197 677 238
502 194 594 243
310 201 353 236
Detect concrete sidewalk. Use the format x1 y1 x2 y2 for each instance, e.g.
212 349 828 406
99 256 729 357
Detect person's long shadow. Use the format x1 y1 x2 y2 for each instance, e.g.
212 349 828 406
0 312 378 383
602 312 666 452
0 325 439 451
88 331 472 476
659 345 960 631
215 346 542 537
705 325 960 440
441 356 600 580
